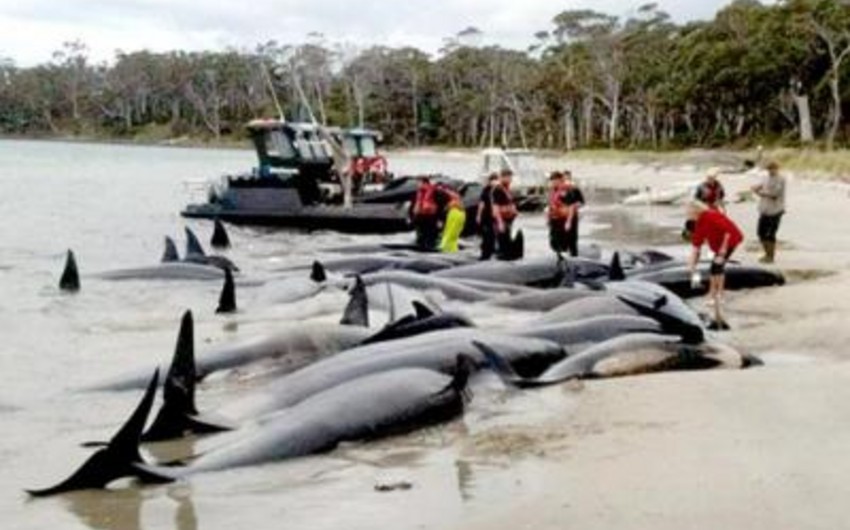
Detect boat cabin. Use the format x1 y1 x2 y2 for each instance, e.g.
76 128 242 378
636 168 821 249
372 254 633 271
479 148 547 208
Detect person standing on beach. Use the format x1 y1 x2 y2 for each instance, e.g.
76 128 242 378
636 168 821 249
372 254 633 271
435 183 466 253
412 177 439 251
694 167 726 212
562 170 585 257
752 161 786 263
492 169 519 260
684 201 743 327
547 171 571 254
476 173 498 260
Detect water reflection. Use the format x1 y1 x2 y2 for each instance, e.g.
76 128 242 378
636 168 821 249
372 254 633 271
454 459 475 502
64 488 142 530
62 486 199 530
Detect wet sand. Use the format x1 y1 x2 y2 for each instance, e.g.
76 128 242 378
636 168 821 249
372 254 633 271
453 157 850 529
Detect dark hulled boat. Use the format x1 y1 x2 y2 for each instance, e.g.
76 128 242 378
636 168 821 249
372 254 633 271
181 120 416 233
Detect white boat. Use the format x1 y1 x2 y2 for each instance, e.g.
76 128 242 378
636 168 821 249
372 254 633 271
477 148 547 210
622 183 695 206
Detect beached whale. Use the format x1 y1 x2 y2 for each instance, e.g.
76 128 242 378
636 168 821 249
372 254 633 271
476 333 757 387
433 254 611 287
216 329 565 423
629 262 785 298
28 357 475 495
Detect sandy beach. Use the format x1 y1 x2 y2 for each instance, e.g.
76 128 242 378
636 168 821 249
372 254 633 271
450 155 850 530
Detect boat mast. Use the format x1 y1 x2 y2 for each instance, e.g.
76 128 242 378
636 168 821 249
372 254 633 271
293 71 353 209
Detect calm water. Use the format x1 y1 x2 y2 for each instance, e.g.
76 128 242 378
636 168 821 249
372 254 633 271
0 140 680 530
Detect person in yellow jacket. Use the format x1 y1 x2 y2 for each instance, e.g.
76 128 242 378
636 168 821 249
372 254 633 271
435 183 467 253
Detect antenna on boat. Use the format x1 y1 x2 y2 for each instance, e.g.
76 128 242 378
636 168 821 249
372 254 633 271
261 62 286 122
292 68 354 209
292 71 319 126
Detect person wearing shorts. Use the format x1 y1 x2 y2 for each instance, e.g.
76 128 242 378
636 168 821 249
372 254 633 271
685 201 743 325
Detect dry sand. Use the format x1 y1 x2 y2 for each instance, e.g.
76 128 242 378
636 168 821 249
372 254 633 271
453 157 850 530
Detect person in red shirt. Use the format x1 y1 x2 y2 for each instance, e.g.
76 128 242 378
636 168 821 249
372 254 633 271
684 201 743 325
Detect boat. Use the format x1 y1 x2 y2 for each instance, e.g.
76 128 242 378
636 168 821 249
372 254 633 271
478 148 547 211
621 183 694 206
182 119 420 233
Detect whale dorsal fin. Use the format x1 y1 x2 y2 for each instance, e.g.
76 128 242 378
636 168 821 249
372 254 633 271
59 249 80 292
210 219 231 249
185 227 205 257
511 230 524 260
216 268 236 314
340 276 369 327
161 236 179 263
608 252 626 281
26 369 160 496
310 261 327 283
412 301 436 320
143 312 230 441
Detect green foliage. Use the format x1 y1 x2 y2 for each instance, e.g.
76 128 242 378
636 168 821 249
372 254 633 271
1 0 849 149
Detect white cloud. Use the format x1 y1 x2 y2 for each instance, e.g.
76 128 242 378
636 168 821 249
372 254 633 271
0 0 740 66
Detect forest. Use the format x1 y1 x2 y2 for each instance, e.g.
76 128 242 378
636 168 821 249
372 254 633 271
0 0 849 150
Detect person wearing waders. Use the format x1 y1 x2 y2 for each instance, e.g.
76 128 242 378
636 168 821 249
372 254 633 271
435 183 466 253
476 173 498 260
684 201 743 330
412 177 439 251
491 169 518 260
752 160 786 263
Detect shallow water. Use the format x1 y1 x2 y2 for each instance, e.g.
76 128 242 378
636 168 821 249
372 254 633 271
3 141 659 530
3 140 827 530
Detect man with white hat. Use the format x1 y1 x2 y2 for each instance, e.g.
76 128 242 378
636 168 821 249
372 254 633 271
694 167 726 212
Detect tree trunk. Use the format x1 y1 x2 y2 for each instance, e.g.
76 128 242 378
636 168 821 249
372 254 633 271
793 94 814 144
826 70 841 151
411 72 419 146
563 101 574 151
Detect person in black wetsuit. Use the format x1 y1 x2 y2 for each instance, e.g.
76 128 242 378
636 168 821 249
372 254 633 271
476 173 498 260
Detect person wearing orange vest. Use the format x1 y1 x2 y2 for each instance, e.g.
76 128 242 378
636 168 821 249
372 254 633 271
435 183 466 253
492 169 519 260
412 177 439 251
547 171 573 254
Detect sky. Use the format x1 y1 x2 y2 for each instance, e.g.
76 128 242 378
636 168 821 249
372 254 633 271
0 0 743 66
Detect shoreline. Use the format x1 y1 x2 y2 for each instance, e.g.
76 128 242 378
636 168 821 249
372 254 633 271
2 134 848 181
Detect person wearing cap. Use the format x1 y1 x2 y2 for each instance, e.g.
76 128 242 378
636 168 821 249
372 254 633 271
476 173 498 260
751 161 786 263
684 201 743 326
694 167 726 212
491 169 519 260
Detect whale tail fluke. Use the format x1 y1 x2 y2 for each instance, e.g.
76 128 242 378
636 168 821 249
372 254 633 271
216 268 236 314
161 237 180 263
184 227 205 257
210 219 231 249
26 370 160 497
310 261 327 283
340 276 369 327
143 311 231 442
59 249 80 292
608 252 626 281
